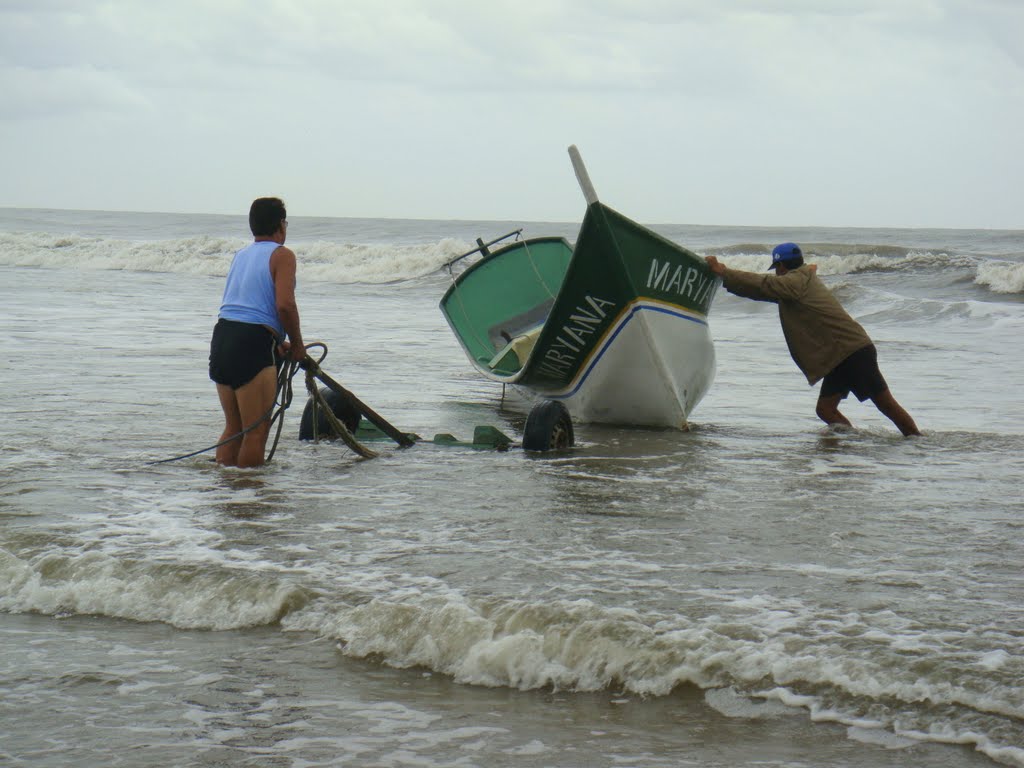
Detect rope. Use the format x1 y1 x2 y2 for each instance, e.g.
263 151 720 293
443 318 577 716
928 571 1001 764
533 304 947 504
148 342 329 466
446 230 541 360
521 237 557 301
447 260 496 362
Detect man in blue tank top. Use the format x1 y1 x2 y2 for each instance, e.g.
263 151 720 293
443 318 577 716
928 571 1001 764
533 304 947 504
209 198 306 466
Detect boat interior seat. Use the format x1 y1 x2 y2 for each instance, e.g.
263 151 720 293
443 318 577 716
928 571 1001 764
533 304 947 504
486 325 544 374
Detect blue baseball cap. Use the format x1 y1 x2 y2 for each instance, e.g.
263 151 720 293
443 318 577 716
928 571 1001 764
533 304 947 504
769 242 802 270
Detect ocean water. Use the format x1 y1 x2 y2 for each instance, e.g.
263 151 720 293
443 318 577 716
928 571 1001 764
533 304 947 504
1 207 1022 768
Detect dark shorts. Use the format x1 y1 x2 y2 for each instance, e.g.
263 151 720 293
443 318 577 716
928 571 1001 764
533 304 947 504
819 344 888 402
209 319 280 390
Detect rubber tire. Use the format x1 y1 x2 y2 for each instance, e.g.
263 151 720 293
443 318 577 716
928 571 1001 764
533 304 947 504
522 400 575 451
298 387 362 441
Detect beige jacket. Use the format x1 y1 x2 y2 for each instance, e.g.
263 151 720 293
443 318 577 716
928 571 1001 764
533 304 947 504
721 265 872 385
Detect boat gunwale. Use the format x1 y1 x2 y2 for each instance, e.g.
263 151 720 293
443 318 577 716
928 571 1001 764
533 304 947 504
439 234 572 305
439 234 574 380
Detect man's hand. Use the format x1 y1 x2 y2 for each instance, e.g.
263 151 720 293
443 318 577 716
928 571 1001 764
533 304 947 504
705 255 726 276
278 340 307 362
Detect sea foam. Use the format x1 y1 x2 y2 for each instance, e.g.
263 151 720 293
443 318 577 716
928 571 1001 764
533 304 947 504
0 231 470 284
975 260 1024 294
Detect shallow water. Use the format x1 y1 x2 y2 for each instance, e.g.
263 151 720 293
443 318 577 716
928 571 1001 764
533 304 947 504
1 211 1022 767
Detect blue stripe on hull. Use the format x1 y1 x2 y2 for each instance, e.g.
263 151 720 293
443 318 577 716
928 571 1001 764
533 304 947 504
542 302 707 401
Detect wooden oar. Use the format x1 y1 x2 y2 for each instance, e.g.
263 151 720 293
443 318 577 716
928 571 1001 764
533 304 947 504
300 357 416 448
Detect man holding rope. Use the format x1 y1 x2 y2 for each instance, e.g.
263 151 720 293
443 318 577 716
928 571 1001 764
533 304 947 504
208 197 306 466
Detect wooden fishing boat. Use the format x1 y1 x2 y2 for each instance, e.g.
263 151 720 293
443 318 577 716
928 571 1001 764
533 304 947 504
440 147 720 437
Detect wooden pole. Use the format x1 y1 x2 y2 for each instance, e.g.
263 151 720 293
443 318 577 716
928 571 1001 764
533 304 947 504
568 145 599 205
301 357 416 448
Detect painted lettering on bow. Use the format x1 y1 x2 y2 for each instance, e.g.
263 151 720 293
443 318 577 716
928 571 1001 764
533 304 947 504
646 259 715 309
536 294 616 379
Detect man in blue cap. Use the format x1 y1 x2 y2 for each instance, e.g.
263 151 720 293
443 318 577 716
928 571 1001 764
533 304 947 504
705 243 920 436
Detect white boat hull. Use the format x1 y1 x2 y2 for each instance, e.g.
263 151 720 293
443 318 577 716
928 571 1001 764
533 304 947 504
530 299 716 428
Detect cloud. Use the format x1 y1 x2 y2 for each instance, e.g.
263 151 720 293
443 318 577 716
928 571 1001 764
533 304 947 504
0 65 150 119
0 1 1021 227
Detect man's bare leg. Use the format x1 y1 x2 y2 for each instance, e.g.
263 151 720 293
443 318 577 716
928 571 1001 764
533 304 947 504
816 393 853 429
215 384 244 466
215 367 277 467
871 389 921 436
234 366 278 467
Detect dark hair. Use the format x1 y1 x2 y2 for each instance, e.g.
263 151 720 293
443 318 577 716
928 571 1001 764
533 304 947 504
249 197 287 236
779 256 804 270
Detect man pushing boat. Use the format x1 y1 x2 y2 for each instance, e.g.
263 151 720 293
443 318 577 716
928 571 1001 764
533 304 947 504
705 243 920 436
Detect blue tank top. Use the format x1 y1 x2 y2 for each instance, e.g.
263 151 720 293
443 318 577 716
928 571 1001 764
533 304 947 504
218 241 285 337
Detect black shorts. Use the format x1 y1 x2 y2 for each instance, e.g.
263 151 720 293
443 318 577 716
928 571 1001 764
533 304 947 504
819 344 888 402
209 319 281 390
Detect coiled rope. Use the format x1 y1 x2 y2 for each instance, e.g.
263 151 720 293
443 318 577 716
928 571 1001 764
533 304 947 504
148 342 329 465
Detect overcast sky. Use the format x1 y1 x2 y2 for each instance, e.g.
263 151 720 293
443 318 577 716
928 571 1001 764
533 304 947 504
1 1 1021 228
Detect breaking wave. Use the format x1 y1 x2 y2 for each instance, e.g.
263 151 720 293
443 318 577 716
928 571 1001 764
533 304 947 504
0 231 471 285
975 260 1024 294
2 230 1021 295
2 543 1022 766
706 243 1023 296
0 548 310 630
